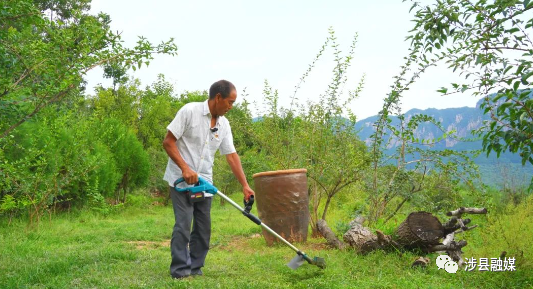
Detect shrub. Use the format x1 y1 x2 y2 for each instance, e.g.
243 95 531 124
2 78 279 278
0 108 150 223
468 194 533 270
93 118 149 204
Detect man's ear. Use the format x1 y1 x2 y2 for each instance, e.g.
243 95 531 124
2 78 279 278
215 93 222 102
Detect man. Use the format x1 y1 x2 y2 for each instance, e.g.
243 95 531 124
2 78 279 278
162 80 255 279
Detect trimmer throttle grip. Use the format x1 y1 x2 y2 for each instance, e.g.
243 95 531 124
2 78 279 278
242 195 261 225
243 195 255 213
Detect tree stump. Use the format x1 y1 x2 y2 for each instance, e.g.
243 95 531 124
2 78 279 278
396 212 444 249
342 217 396 253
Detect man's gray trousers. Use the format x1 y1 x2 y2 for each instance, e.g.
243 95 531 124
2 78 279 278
169 186 212 278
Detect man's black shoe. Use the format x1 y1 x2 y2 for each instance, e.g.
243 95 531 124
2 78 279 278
191 269 203 276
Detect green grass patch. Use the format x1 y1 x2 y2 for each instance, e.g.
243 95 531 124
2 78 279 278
0 192 531 288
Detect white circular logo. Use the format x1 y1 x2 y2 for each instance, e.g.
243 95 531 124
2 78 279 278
436 255 458 274
444 260 459 273
436 255 452 270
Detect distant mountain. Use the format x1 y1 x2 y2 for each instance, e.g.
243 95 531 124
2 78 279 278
355 98 532 186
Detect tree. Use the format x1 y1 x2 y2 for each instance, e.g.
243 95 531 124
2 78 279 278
405 0 533 189
138 75 183 149
363 0 494 224
367 109 478 224
0 0 177 139
89 79 143 132
94 118 149 204
248 28 370 234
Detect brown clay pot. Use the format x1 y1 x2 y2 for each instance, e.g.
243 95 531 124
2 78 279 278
252 169 309 245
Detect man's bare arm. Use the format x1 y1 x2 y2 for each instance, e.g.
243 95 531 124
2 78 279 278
163 130 198 184
225 152 255 200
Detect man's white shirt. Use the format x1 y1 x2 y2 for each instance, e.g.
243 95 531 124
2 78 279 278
163 100 236 196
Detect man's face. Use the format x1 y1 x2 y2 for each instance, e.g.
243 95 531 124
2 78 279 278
216 89 237 116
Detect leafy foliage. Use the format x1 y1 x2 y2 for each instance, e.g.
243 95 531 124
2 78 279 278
93 118 149 204
405 0 533 189
367 84 478 224
364 0 496 224
472 194 533 269
0 109 114 222
0 0 177 139
0 105 150 222
138 75 184 150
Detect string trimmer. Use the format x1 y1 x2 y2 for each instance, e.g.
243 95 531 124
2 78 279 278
174 177 326 270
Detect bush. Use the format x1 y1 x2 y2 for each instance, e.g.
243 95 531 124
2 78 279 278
468 194 533 270
93 118 150 203
0 108 150 223
0 110 115 222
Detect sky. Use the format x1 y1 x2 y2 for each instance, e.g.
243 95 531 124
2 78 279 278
86 0 483 120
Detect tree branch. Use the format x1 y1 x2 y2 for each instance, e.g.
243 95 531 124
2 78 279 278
482 46 532 52
0 85 74 139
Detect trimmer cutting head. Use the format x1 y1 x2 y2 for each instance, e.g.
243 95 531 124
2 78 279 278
312 257 327 269
287 254 326 270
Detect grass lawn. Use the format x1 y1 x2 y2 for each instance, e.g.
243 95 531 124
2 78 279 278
0 192 531 288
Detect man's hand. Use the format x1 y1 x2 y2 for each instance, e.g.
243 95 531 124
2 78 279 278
243 185 255 201
182 168 198 185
